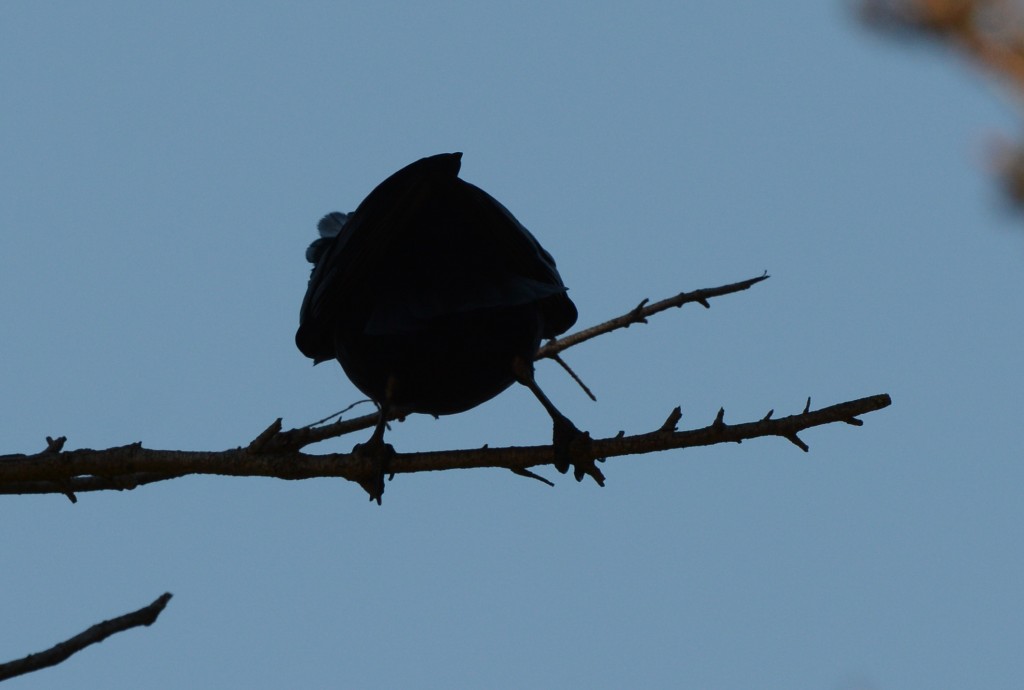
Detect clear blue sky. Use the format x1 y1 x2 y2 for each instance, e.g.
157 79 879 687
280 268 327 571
2 2 1022 688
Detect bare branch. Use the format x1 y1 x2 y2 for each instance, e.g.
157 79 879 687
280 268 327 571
243 277 773 450
550 353 597 401
0 278 883 502
0 593 172 683
509 466 556 487
0 395 891 499
536 273 769 360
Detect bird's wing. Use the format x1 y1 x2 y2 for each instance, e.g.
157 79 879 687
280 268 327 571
296 152 579 358
456 180 579 336
296 152 464 361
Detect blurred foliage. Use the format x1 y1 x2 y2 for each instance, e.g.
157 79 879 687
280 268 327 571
860 0 1024 210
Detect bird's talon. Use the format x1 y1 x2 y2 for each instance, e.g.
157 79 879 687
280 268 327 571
352 439 395 504
550 416 603 486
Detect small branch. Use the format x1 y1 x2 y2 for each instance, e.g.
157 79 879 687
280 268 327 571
537 273 769 360
660 407 683 433
0 279 880 502
509 467 556 487
237 277 772 451
0 593 172 683
247 411 389 452
550 353 597 401
0 394 891 498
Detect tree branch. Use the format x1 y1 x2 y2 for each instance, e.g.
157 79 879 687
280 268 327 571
0 593 172 683
0 395 891 499
236 275 772 449
536 273 769 360
1 277 890 501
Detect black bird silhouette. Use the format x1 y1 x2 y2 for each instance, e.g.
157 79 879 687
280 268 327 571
296 152 602 501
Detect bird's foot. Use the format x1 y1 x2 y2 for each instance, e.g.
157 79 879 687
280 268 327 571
552 414 605 486
352 437 396 505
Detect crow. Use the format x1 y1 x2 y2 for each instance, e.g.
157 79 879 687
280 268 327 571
296 152 602 501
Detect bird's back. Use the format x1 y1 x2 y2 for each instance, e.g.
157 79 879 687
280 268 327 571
296 153 577 363
295 153 597 487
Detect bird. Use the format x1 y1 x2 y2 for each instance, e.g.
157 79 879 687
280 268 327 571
296 152 602 501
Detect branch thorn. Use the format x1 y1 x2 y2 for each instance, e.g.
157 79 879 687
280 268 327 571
247 418 283 452
660 407 682 432
510 467 555 487
713 408 726 428
627 299 650 325
552 353 597 401
785 433 809 452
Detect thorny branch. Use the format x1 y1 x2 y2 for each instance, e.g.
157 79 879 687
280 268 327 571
0 276 888 677
252 273 772 448
0 593 172 683
0 395 892 500
536 273 769 360
0 276 891 500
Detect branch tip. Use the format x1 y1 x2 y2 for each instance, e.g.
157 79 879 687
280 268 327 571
762 409 774 421
142 593 173 624
713 408 726 427
44 436 66 453
535 274 769 360
803 397 812 414
551 353 597 401
0 592 174 682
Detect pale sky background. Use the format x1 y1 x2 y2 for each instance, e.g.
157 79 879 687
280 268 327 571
2 2 1023 689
